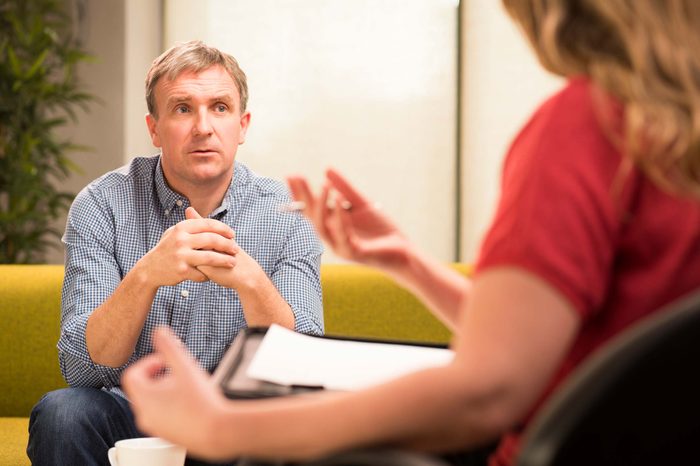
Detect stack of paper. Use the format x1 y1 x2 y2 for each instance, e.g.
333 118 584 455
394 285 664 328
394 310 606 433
246 324 455 391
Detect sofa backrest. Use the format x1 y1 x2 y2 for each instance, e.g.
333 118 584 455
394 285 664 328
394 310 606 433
322 264 467 343
0 263 466 416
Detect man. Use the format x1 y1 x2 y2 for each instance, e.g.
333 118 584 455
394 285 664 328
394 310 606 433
27 40 323 465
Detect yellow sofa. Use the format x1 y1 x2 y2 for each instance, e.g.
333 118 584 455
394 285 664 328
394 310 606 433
0 263 467 465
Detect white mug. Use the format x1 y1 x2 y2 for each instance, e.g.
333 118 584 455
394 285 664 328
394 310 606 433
108 437 186 466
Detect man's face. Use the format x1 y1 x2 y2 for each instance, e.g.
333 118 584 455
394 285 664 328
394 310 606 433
146 65 250 193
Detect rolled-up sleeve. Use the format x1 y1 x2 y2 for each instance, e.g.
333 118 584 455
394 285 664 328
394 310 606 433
272 215 324 335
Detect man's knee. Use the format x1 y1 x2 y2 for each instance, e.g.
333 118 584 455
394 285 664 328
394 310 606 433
30 387 123 433
28 387 138 465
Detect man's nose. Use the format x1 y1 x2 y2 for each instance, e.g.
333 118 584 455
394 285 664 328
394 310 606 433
193 110 213 136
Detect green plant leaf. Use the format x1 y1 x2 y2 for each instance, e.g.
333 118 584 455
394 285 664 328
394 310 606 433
26 48 49 79
6 46 21 77
0 0 94 263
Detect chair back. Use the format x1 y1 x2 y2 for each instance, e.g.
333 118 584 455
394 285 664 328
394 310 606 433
516 289 700 466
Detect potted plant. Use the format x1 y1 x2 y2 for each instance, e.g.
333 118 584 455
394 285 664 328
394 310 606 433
0 0 93 263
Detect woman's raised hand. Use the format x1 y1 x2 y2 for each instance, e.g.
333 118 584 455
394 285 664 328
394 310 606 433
287 169 413 272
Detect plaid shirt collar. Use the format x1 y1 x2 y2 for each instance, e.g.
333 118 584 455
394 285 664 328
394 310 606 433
153 155 251 219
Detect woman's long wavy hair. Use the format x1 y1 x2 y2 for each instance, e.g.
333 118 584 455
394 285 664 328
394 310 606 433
502 0 700 197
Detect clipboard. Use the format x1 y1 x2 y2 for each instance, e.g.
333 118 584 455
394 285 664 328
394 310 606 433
212 327 450 399
211 327 305 399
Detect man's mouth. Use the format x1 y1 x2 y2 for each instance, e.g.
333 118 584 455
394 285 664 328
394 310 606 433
190 148 218 155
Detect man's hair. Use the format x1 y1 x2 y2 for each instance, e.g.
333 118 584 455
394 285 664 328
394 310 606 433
145 40 248 118
503 0 700 197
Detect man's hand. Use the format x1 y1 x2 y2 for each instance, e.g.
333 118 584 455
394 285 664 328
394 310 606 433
186 208 295 329
136 208 238 289
197 247 268 292
184 207 267 292
85 208 242 368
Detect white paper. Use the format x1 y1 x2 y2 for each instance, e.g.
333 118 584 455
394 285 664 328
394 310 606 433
246 324 455 391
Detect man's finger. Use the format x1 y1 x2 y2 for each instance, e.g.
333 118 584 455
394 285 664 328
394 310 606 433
189 232 238 256
185 206 203 220
183 206 234 238
189 268 210 282
177 218 235 239
189 249 237 268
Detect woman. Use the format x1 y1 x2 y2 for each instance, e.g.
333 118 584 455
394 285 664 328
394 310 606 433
122 1 700 465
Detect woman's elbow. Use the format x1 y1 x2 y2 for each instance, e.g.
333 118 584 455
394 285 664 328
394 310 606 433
451 367 538 441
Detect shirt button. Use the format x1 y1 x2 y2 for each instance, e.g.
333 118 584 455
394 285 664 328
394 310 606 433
176 200 183 207
181 289 189 298
164 209 170 216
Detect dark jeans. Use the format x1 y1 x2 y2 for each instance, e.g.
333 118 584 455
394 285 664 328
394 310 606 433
27 387 234 466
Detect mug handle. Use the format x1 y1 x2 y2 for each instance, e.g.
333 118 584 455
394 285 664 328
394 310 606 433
108 447 119 466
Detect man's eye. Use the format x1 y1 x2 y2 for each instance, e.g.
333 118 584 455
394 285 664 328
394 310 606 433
175 105 189 114
215 104 227 112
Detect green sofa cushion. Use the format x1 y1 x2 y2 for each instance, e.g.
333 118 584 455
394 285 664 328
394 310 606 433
0 417 30 466
0 265 67 417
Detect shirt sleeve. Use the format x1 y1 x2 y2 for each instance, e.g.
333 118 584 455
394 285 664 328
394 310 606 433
475 80 631 320
58 185 131 389
271 214 324 335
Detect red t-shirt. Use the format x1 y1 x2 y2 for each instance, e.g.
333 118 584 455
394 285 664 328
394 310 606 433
475 78 700 466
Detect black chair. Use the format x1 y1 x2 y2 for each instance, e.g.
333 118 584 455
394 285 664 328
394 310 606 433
516 289 700 466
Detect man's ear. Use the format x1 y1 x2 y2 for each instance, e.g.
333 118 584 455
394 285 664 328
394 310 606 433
238 111 251 145
146 113 161 148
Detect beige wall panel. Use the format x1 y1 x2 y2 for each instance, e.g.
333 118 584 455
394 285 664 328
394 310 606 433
165 0 459 263
459 1 562 262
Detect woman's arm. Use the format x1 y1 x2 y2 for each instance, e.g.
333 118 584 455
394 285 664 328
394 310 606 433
123 266 580 461
287 169 469 330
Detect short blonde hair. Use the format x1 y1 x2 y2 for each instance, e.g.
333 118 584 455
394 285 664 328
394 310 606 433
503 0 700 197
145 40 248 118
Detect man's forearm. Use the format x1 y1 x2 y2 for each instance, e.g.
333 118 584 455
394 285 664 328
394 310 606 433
197 256 298 330
85 265 158 367
237 275 295 330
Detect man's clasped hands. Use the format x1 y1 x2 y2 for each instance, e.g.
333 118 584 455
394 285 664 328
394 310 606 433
138 206 259 291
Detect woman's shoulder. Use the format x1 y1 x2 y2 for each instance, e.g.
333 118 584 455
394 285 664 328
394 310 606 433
505 77 622 177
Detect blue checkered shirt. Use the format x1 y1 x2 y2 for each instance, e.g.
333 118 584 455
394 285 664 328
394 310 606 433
58 155 323 396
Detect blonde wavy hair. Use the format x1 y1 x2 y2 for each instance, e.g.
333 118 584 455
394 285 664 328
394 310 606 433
502 0 700 197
